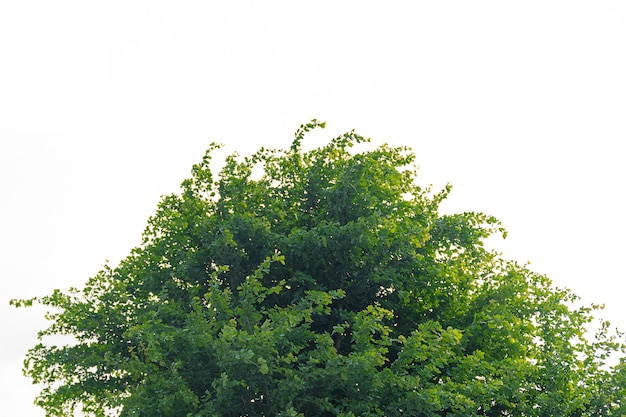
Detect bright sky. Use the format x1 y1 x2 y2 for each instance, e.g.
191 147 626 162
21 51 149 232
1 1 625 415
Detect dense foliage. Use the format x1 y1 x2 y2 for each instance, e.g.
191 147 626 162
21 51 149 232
13 121 626 416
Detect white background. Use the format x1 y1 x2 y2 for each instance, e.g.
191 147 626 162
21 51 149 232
1 1 625 415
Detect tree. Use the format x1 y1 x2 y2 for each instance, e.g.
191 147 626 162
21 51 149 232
12 120 626 416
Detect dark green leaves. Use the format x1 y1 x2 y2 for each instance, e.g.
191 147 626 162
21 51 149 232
12 121 626 416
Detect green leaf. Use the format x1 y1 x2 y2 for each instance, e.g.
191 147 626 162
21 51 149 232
12 121 626 417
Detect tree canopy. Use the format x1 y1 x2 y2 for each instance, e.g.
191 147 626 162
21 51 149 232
13 121 626 416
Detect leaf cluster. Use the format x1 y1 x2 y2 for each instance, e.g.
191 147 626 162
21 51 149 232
13 121 626 416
